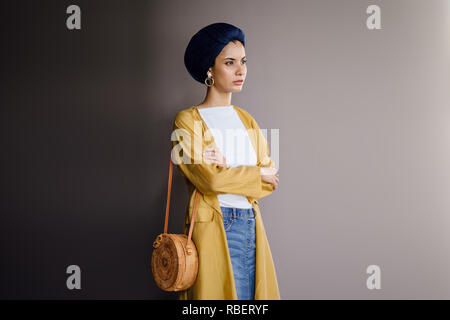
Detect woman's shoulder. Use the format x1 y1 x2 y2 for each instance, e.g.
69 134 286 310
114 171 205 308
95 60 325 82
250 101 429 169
173 105 196 124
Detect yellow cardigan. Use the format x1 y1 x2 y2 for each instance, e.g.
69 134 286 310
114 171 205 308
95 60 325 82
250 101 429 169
171 105 280 300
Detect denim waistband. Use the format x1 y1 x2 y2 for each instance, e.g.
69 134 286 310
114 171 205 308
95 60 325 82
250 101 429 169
220 206 255 218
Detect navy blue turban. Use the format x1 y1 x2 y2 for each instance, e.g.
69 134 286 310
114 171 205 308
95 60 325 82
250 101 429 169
184 22 246 84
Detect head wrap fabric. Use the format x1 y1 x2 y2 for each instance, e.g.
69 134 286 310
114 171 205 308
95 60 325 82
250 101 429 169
184 22 246 84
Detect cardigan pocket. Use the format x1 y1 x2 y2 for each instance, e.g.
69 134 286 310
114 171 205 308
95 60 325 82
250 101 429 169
185 203 214 224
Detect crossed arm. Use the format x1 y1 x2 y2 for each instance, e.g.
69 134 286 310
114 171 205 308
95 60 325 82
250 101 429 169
171 112 278 199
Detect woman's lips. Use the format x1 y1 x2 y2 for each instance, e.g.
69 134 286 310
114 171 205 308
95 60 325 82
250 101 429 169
233 80 243 85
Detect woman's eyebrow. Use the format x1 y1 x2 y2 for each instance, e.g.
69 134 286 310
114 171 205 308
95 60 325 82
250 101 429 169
223 56 247 61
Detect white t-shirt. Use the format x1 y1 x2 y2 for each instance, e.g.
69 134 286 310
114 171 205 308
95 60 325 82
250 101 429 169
197 105 258 208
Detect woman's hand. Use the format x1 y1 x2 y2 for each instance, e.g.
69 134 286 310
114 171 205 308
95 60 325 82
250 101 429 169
202 147 279 190
260 167 279 190
203 146 227 167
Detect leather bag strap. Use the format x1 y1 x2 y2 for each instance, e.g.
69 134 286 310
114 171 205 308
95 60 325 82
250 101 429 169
164 156 199 251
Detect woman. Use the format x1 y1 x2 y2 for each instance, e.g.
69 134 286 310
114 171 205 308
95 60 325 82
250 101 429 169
172 22 280 300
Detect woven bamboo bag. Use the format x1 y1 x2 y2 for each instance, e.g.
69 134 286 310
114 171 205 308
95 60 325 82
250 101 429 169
151 157 199 291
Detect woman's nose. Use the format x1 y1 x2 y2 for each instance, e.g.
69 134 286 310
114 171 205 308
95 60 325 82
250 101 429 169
237 66 245 76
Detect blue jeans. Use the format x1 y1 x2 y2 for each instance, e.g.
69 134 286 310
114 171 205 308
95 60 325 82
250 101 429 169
220 206 256 300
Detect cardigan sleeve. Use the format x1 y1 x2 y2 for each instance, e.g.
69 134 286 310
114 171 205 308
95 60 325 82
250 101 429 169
171 112 263 197
247 112 278 200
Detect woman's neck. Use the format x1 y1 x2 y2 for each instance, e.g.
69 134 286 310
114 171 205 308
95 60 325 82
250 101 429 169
198 88 232 108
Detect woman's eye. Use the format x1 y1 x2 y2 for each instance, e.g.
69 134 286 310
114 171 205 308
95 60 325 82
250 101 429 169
226 60 247 65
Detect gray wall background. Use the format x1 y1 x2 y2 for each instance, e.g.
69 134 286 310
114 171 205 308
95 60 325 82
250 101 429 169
1 0 450 299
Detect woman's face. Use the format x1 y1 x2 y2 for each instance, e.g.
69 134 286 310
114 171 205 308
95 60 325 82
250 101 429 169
208 40 247 92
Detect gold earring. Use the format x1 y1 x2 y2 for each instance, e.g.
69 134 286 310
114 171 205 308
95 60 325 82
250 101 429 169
205 72 214 87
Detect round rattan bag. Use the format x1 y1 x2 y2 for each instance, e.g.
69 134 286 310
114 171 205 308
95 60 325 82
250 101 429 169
151 157 200 292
